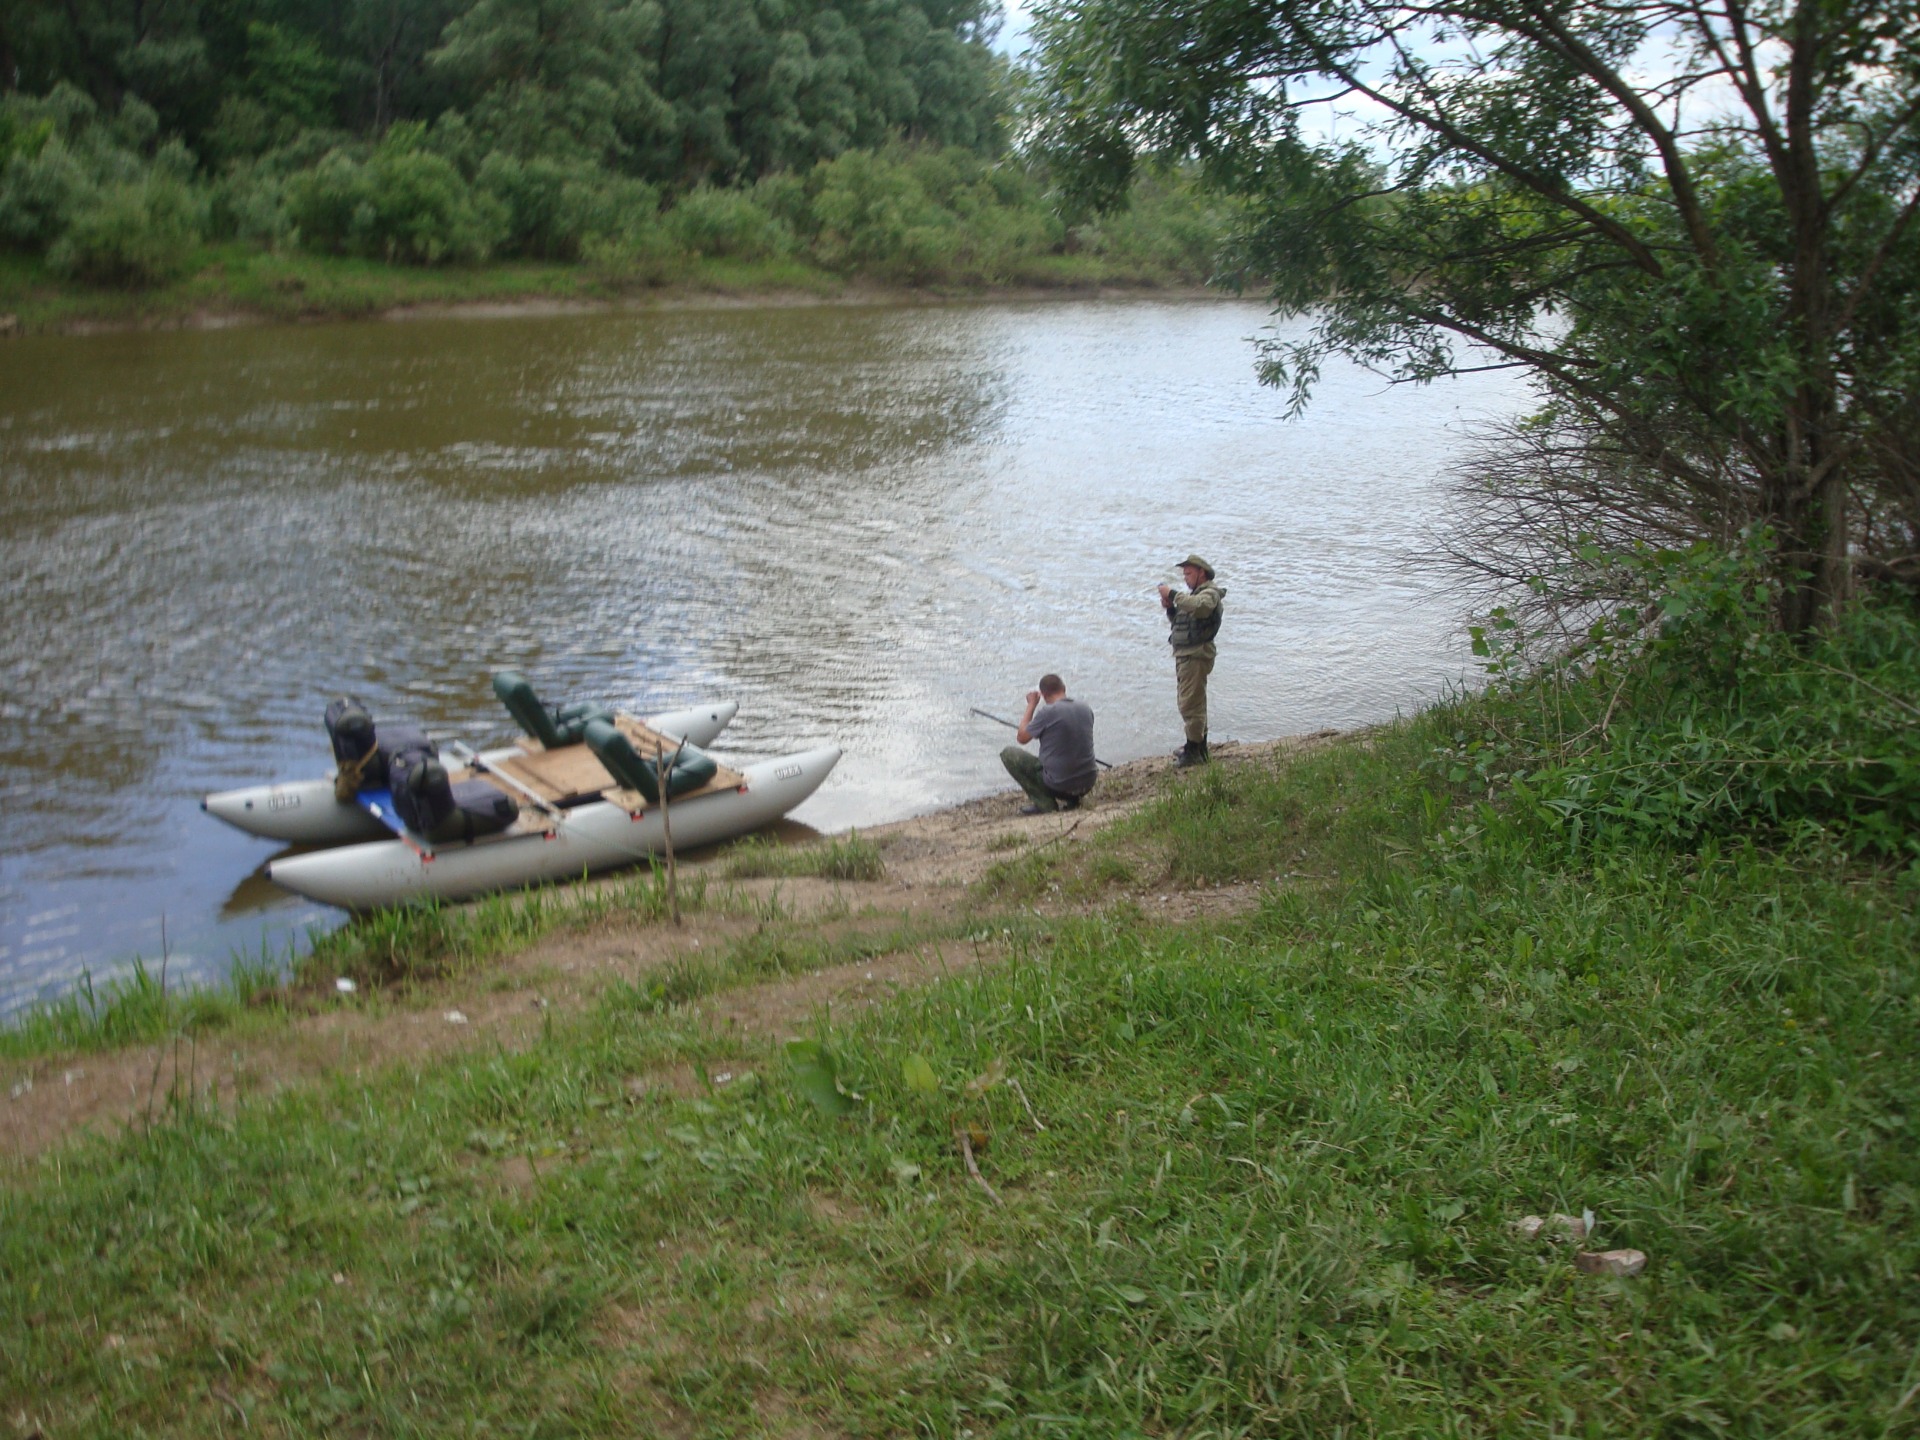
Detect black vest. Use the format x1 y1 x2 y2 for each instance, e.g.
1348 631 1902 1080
1167 590 1223 648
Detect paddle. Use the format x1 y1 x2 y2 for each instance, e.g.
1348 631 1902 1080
969 707 1115 770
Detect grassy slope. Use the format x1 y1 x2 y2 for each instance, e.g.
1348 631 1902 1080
0 245 1196 333
0 836 892 1062
3 708 1916 1436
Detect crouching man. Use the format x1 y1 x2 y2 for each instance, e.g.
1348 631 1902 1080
1001 674 1097 815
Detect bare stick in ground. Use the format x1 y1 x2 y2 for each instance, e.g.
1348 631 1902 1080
654 735 684 925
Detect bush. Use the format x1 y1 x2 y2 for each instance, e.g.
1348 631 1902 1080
286 135 506 264
0 88 216 284
564 173 662 252
805 144 1066 283
475 152 661 260
282 149 360 252
665 185 791 260
750 171 812 239
809 148 930 270
1451 540 1920 859
355 147 505 263
0 136 96 248
476 152 570 257
47 174 205 286
201 96 299 166
210 161 292 245
1074 169 1233 281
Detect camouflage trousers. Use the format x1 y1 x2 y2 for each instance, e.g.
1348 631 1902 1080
1175 654 1214 743
1001 746 1065 810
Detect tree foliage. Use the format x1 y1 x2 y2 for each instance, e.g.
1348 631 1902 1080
0 0 1011 187
1034 0 1920 627
0 0 1089 284
0 1 1244 297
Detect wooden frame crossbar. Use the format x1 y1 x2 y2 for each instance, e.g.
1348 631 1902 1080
484 715 744 812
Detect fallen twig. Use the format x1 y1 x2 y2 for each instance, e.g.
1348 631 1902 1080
1032 818 1082 853
1007 1077 1047 1132
955 1126 1001 1206
210 1384 249 1428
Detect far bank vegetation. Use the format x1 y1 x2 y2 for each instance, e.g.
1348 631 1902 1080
0 0 1239 303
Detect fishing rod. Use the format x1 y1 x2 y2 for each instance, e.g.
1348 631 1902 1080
969 707 1115 770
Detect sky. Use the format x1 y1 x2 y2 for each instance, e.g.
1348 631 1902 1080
990 6 1760 159
996 0 1036 56
986 0 1389 149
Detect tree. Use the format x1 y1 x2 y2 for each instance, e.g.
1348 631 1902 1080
1034 0 1920 630
336 0 463 133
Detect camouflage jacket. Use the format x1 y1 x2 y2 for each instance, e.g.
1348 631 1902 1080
1167 580 1226 659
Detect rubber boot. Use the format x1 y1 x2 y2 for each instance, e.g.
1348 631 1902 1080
1174 739 1203 769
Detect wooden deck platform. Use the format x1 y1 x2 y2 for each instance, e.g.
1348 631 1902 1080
484 715 744 813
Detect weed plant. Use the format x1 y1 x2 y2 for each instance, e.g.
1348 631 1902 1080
722 831 885 883
0 951 284 1062
1460 545 1920 861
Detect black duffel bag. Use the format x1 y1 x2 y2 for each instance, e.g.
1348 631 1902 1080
388 735 518 844
326 696 389 799
385 734 446 834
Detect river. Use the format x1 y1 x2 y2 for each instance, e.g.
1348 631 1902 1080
0 297 1526 1014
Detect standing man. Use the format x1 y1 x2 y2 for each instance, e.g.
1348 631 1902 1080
1001 674 1097 814
1158 554 1225 768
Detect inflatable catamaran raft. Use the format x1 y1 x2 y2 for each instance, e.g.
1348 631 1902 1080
203 672 841 911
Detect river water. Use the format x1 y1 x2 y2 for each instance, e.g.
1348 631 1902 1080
0 297 1524 1014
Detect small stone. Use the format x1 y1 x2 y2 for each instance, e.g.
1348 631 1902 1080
0 314 19 338
335 977 357 994
444 1010 468 1025
1514 1212 1587 1242
1574 1248 1647 1277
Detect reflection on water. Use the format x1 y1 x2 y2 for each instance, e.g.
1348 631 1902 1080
0 299 1524 1012
219 859 300 919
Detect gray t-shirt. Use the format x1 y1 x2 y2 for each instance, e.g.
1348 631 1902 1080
1026 697 1097 795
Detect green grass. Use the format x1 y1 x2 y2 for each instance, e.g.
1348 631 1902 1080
597 916 961 1021
721 830 887 883
302 863 709 989
0 950 287 1061
0 243 1213 335
0 245 600 329
0 864 704 1061
4 700 1916 1435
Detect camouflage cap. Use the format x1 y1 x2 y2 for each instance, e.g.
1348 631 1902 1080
1177 553 1215 577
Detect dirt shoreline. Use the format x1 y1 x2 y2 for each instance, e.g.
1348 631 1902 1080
2 278 1230 339
0 734 1338 1166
